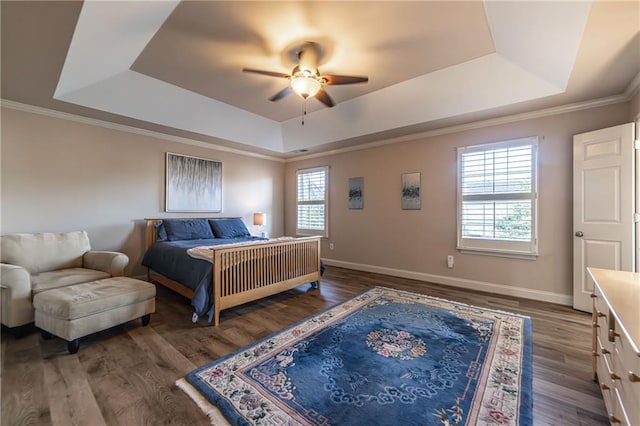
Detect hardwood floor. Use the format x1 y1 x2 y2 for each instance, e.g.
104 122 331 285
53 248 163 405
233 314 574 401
1 266 608 425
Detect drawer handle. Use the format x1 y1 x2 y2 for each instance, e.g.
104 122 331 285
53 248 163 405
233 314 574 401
629 372 640 382
600 383 610 390
596 311 606 318
592 322 600 328
591 293 597 298
609 415 621 424
601 348 611 355
610 372 620 381
592 351 599 357
608 329 620 341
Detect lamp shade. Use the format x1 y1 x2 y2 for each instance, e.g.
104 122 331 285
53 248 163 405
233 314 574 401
253 212 266 226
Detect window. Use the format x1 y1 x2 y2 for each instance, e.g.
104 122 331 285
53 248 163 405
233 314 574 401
457 137 538 257
296 166 328 237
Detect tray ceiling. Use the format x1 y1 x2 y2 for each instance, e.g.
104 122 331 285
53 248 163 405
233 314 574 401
2 1 639 156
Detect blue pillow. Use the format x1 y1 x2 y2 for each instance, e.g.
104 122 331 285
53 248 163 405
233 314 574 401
163 219 214 241
155 222 168 242
209 218 251 239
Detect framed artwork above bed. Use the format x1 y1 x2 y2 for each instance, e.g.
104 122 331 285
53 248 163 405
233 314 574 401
165 152 222 212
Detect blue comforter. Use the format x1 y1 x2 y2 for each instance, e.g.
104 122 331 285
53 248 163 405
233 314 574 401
141 237 266 322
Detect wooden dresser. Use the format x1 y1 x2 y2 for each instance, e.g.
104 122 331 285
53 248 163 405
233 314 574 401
589 268 640 425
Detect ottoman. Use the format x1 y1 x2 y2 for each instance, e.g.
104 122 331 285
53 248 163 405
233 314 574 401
34 277 156 354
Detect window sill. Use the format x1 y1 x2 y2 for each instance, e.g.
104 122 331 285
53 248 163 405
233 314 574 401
296 232 328 238
457 248 538 260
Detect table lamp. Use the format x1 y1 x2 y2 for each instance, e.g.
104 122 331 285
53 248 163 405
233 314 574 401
253 212 267 238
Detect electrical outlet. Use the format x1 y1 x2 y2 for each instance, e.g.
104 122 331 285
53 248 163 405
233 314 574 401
329 243 334 250
447 255 454 269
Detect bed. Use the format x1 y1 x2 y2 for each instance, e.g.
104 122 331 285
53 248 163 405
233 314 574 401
142 218 322 325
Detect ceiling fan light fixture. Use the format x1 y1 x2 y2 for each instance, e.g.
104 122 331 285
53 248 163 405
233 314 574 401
290 75 322 99
242 44 367 108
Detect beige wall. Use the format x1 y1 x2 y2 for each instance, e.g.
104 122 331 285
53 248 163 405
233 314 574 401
2 99 633 300
1 107 285 277
285 102 631 302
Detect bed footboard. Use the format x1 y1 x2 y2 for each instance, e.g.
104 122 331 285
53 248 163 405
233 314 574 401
211 237 321 325
144 218 322 325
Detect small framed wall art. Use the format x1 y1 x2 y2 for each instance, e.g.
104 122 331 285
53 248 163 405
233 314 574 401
401 172 421 210
348 177 364 209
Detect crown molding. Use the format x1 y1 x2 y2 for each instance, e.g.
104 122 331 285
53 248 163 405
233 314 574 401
0 99 285 163
2 86 635 166
287 92 631 162
625 71 640 98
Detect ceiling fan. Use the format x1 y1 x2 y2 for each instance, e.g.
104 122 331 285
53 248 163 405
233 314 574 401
242 42 368 108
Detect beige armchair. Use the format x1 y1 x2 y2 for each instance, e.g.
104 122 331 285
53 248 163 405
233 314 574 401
1 231 129 330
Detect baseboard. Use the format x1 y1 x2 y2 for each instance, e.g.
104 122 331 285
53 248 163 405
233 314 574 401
322 258 573 306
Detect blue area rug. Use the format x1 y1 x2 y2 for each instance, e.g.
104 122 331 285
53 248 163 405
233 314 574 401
177 287 532 425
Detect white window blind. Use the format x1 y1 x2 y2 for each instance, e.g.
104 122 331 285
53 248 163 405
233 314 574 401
457 137 538 257
296 166 328 237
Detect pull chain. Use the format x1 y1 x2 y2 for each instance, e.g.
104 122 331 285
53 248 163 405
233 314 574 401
302 98 307 126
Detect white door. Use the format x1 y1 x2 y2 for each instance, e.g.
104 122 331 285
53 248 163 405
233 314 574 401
573 123 635 312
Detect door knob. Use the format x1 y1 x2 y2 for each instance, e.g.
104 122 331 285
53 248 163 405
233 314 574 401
575 231 584 237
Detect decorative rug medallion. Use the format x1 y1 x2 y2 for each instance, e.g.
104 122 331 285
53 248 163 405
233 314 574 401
177 287 533 425
366 329 426 360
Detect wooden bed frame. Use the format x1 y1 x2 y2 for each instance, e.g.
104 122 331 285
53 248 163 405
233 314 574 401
144 219 322 325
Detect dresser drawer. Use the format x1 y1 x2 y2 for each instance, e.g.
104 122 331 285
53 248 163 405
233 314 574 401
597 346 615 415
595 306 609 333
596 334 614 369
611 387 631 425
614 329 640 382
615 377 639 426
593 293 614 354
599 380 630 426
613 334 640 426
592 285 606 315
598 341 615 382
592 287 606 312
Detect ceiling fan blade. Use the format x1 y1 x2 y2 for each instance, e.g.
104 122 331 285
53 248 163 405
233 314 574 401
323 75 369 85
315 88 335 108
269 86 293 102
242 68 290 79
